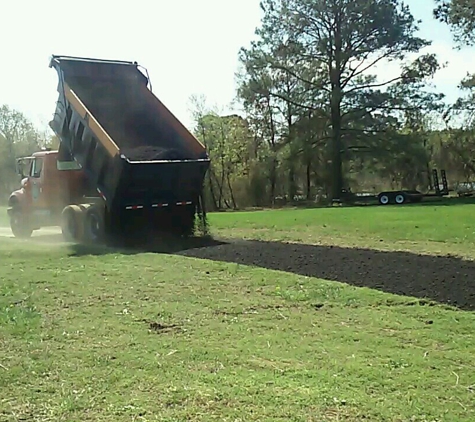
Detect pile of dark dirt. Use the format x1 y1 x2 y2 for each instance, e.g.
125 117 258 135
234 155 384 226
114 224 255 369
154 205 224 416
121 146 189 161
178 240 475 311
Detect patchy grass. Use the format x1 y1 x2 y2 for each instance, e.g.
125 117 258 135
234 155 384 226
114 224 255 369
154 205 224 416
0 239 474 421
208 203 475 259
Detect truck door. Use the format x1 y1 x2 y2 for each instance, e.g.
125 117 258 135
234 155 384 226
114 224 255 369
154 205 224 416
17 157 34 181
29 157 44 207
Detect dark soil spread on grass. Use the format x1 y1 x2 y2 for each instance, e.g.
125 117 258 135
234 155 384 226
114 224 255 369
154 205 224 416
178 240 475 311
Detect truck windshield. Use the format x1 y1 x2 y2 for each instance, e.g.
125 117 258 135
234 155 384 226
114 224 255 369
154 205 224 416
57 160 82 171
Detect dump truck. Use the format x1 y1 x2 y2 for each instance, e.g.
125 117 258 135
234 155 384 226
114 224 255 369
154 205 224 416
7 55 210 243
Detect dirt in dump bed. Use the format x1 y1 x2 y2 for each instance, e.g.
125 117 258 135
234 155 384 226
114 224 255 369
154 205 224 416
121 146 191 161
177 240 475 311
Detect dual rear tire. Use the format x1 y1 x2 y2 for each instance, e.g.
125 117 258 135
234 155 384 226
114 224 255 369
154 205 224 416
61 204 105 243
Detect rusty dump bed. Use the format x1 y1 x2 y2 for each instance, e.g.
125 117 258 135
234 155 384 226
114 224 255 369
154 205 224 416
48 55 210 211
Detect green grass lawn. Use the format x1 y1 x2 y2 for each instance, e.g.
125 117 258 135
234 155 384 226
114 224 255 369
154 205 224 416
1 240 474 421
208 202 475 259
3 200 475 258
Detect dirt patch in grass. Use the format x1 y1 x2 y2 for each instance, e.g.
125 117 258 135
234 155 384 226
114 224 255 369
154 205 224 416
142 319 181 334
64 234 475 311
22 227 474 312
178 239 475 311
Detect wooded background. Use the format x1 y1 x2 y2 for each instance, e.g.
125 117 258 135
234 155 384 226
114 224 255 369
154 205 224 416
2 0 475 209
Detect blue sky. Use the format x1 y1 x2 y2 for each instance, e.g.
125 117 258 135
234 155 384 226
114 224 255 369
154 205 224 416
1 0 474 131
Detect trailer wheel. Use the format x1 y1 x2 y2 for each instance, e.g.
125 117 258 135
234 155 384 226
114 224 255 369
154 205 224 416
84 206 105 243
378 193 390 205
9 207 33 238
394 193 406 205
61 205 84 242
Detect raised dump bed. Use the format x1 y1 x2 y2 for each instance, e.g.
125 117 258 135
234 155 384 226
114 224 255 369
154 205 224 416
45 55 210 242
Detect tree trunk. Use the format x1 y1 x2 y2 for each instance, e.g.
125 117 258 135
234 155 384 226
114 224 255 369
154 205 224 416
207 171 218 211
268 99 278 207
226 172 237 209
330 11 344 203
269 157 277 206
330 108 343 202
288 163 297 202
210 168 226 209
306 160 312 200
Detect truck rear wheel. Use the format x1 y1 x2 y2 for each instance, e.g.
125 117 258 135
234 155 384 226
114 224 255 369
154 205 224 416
61 205 84 242
9 207 33 238
84 206 105 243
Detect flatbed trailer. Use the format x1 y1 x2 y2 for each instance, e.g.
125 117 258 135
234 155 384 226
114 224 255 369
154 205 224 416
376 169 449 205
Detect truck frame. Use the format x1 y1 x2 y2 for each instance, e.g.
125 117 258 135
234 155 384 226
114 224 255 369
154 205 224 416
7 55 210 244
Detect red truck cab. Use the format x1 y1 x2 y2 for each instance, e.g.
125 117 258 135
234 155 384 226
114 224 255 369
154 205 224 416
7 149 85 237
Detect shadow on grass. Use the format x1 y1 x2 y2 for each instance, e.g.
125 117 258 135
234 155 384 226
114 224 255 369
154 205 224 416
68 235 227 256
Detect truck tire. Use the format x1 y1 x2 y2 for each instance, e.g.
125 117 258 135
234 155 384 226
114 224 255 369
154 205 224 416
378 193 390 205
9 207 33 238
84 206 105 243
394 193 406 204
61 205 84 242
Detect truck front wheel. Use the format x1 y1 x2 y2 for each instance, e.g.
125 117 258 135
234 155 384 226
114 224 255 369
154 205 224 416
9 207 33 238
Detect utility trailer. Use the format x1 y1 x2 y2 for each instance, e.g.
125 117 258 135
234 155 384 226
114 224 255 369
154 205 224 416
376 169 449 205
7 55 210 243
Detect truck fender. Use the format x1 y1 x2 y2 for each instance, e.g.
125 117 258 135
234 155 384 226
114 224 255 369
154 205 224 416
8 190 27 214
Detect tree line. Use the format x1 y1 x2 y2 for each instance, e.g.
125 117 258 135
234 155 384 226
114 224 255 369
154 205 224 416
2 0 475 210
0 105 58 204
191 0 475 210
